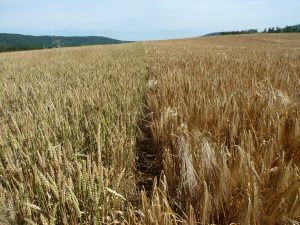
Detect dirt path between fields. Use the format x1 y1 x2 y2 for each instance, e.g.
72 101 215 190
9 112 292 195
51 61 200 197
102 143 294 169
135 62 162 199
136 108 162 197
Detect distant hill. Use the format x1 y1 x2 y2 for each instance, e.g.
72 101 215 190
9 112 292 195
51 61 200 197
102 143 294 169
203 32 220 37
0 33 128 52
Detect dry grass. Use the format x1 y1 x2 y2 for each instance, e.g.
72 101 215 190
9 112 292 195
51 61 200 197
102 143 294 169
0 34 300 224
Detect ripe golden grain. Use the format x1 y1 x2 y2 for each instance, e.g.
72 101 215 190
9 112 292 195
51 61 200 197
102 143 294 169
0 43 147 224
0 34 299 224
144 33 300 224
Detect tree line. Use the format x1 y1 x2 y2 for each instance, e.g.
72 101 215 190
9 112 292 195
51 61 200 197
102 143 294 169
221 29 258 35
0 45 47 53
221 25 300 36
263 25 300 33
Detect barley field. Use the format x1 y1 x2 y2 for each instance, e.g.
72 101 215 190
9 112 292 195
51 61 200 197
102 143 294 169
0 34 300 224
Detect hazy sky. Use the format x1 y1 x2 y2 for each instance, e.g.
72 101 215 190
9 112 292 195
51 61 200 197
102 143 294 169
0 0 299 41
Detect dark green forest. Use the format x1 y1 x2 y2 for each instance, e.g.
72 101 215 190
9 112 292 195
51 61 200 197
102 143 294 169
262 24 300 33
0 33 127 52
221 29 258 35
220 24 300 36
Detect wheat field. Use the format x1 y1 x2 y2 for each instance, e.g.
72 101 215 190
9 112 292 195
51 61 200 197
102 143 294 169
0 44 147 224
0 34 300 224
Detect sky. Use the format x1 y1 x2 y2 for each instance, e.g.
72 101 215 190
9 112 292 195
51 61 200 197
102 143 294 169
0 0 299 41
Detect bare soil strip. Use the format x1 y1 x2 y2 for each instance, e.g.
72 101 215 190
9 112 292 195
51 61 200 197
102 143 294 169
135 96 162 197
